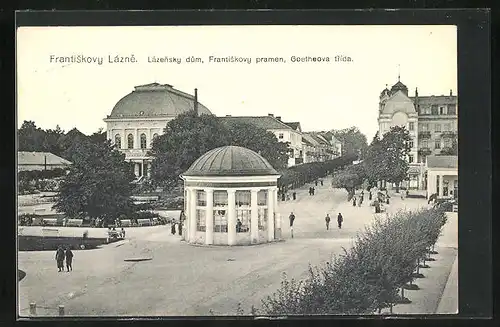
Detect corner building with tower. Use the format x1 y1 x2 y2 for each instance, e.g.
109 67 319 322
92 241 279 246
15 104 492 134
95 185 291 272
378 77 458 190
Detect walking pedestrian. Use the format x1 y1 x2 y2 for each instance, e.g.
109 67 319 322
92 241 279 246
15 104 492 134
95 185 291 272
292 192 296 200
337 213 343 229
352 196 357 207
65 246 73 272
320 180 323 186
315 180 318 186
55 246 65 272
312 187 315 195
121 227 126 238
289 212 296 238
325 214 331 230
171 221 176 235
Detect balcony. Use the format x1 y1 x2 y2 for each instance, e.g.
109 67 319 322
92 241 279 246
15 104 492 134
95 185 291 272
418 147 432 156
418 131 431 139
441 131 457 138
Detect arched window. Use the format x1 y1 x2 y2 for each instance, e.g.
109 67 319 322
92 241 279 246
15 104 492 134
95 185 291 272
140 133 147 149
127 134 134 149
114 134 121 148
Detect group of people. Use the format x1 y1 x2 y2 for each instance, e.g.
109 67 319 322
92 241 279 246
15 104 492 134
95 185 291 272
55 245 74 272
324 213 343 230
308 187 316 196
352 191 365 207
287 211 345 238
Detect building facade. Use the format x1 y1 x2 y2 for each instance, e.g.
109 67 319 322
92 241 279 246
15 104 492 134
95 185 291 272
219 114 304 167
103 83 212 178
378 78 458 189
426 155 458 199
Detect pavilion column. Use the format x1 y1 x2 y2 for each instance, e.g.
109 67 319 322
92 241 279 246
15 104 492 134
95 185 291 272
189 188 197 242
250 189 259 244
205 189 214 245
184 189 190 241
227 189 237 245
438 175 444 197
134 163 140 177
267 188 275 242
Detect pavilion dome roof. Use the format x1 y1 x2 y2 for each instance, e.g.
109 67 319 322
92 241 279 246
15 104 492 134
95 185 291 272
108 83 212 119
183 146 278 177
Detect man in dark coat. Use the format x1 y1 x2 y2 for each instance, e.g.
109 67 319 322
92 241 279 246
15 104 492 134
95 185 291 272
289 212 296 238
292 192 296 200
325 214 331 230
337 213 343 229
55 246 65 272
65 247 74 272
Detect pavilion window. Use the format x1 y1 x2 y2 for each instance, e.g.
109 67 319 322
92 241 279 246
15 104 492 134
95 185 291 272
213 191 228 232
196 190 206 232
114 134 121 148
257 190 268 231
196 209 206 232
127 134 134 149
140 133 147 149
235 191 251 232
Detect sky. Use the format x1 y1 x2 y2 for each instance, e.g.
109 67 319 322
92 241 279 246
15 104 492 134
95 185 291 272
17 25 457 139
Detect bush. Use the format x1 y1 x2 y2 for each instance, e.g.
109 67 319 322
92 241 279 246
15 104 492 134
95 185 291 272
259 207 448 315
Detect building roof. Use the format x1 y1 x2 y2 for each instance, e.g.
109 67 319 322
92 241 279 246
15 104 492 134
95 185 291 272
183 146 278 177
307 133 330 146
391 80 408 94
410 95 457 106
18 152 72 166
107 83 212 119
302 133 320 146
283 122 301 131
426 155 458 169
302 137 314 147
381 90 416 115
219 116 293 130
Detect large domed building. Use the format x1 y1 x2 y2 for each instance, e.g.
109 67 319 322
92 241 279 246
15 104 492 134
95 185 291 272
180 146 281 246
104 83 212 178
378 76 458 191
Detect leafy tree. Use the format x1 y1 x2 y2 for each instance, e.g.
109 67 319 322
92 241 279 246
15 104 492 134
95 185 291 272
378 126 412 192
53 139 135 223
331 164 365 200
331 127 368 159
149 112 232 189
18 121 47 152
363 127 411 192
57 128 91 162
89 127 107 145
226 122 289 170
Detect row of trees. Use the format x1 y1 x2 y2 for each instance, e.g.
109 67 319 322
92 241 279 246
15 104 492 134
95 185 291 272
331 126 369 158
332 126 412 198
149 112 290 189
18 120 106 162
258 207 448 315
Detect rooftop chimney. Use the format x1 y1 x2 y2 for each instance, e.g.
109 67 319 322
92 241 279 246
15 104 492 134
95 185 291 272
450 89 453 96
276 116 282 121
194 88 198 115
268 113 274 117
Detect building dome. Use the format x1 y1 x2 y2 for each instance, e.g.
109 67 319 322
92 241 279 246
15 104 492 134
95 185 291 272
108 83 212 118
381 90 416 115
183 146 278 177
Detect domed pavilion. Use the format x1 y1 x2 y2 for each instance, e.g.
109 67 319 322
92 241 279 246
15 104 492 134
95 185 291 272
180 146 281 246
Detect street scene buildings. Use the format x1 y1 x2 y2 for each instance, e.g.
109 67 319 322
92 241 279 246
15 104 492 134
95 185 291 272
17 25 458 318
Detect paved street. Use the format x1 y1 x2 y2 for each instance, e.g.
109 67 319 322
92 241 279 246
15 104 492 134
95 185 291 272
18 178 457 317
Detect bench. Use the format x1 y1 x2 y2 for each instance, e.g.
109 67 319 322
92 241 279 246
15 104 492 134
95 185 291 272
120 219 131 227
43 218 59 226
137 219 152 227
66 219 83 227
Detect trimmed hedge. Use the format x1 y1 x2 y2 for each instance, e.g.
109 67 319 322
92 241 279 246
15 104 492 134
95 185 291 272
259 207 448 315
278 154 357 191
